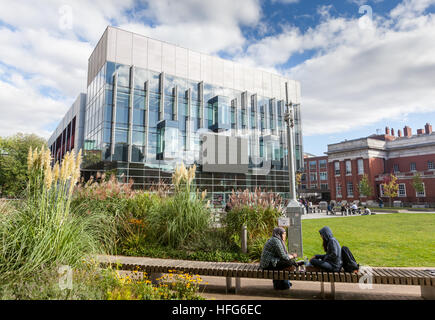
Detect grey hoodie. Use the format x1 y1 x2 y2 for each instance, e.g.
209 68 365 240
318 226 342 271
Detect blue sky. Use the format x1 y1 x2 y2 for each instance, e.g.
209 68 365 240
0 0 434 156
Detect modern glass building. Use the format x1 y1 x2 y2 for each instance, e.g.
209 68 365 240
52 26 303 204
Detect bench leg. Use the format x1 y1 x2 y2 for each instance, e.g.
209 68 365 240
421 286 435 300
331 281 336 300
320 282 325 299
226 277 232 294
235 278 241 294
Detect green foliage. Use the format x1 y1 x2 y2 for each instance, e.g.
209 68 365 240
358 174 373 198
412 173 425 195
146 190 211 249
0 133 46 197
223 205 282 248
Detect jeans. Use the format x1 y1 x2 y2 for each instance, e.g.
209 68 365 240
265 259 293 290
309 258 337 272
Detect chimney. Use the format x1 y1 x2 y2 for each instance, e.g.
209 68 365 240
417 129 424 135
391 128 395 136
398 129 402 137
403 126 412 137
425 123 432 134
385 126 390 135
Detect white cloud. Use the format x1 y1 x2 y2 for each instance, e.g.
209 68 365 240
238 2 435 136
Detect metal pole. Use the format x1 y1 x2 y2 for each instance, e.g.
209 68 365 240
284 82 304 258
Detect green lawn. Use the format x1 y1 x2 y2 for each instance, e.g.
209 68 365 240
301 213 435 267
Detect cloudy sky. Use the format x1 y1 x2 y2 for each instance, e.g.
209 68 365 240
0 0 434 155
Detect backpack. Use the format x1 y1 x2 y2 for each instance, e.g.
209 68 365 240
341 246 359 273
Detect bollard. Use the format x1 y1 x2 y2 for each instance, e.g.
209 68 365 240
241 224 247 253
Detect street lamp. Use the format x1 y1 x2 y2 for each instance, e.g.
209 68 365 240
284 84 304 258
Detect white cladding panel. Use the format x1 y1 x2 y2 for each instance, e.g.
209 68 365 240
92 27 300 102
132 34 148 69
162 42 176 75
223 60 234 89
147 38 162 72
188 50 201 81
175 46 188 79
115 29 133 65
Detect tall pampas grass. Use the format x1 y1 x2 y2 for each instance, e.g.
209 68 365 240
0 148 114 283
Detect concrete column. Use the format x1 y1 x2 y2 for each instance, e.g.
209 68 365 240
159 72 165 121
186 88 191 151
199 81 204 129
111 72 118 156
128 66 135 163
144 81 149 163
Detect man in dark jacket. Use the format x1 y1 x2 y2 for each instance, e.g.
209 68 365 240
307 226 342 272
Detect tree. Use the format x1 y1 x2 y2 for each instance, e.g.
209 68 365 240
0 133 46 197
358 174 373 200
382 174 399 208
412 173 425 203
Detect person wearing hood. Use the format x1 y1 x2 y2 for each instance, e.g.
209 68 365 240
306 226 342 272
260 227 299 290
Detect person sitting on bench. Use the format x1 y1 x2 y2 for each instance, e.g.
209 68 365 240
306 226 343 272
260 227 300 290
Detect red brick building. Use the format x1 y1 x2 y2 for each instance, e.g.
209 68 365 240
299 155 330 201
326 123 435 206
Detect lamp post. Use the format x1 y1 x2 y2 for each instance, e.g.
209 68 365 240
284 84 304 258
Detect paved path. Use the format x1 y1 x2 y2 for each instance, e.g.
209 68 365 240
301 211 435 220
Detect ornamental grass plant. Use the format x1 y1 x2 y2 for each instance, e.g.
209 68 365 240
223 188 284 248
0 148 115 284
146 163 212 249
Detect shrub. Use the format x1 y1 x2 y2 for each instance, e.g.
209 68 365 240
145 164 211 249
223 188 283 249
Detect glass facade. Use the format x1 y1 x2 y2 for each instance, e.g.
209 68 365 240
82 61 303 203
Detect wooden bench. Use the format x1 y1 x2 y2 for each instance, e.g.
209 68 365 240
97 255 435 299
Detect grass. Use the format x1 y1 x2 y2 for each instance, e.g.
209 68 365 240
301 213 435 267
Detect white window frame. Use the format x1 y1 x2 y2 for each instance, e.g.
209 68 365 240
357 159 364 175
319 172 328 181
398 183 406 197
335 161 340 176
310 173 317 182
336 184 342 198
309 160 317 171
410 162 416 172
393 164 400 173
346 160 352 175
428 161 434 170
319 159 327 169
347 182 354 197
416 183 426 197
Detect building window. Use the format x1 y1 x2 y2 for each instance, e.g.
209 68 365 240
311 184 318 189
321 183 328 190
319 159 327 169
336 183 342 197
416 183 426 197
320 172 328 181
301 173 306 182
309 161 317 171
301 184 307 190
357 159 364 175
335 162 340 175
347 182 354 197
398 184 406 197
410 162 416 171
380 184 385 197
428 161 434 170
310 173 317 182
393 164 399 173
346 160 352 175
